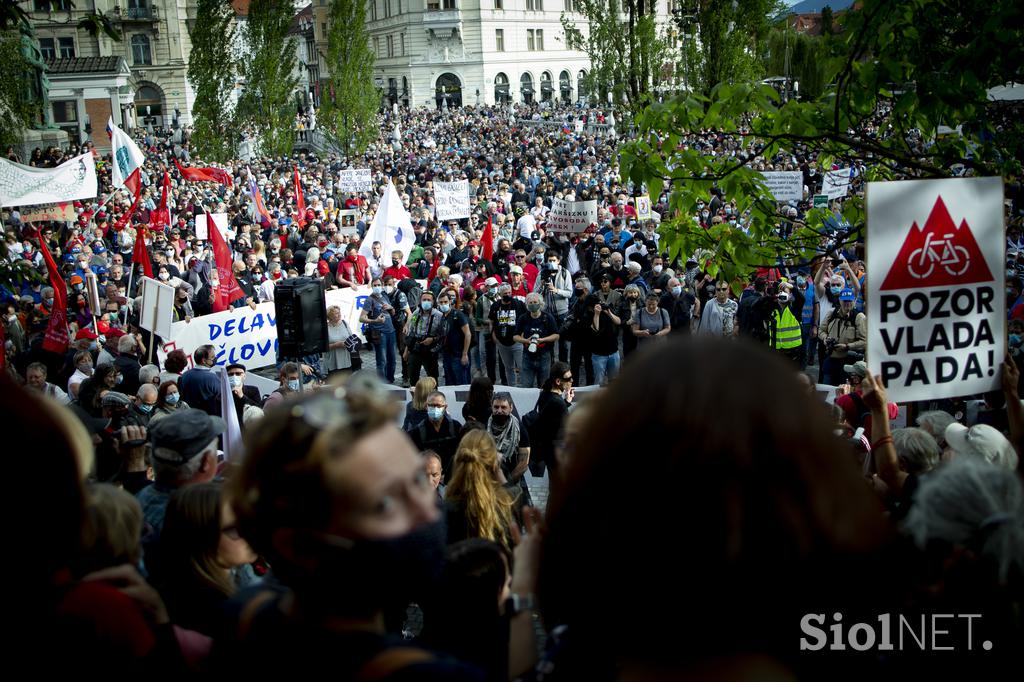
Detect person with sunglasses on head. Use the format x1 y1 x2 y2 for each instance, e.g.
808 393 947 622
218 381 483 680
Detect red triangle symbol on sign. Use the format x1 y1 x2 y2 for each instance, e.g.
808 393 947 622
879 196 993 291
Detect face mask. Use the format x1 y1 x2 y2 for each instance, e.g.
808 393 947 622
229 375 243 388
438 303 451 313
547 261 558 270
653 265 663 274
73 284 83 292
491 413 511 427
165 392 180 405
138 403 154 414
287 379 301 392
427 406 445 421
527 303 541 313
385 285 395 294
831 286 842 296
488 287 497 295
392 259 400 266
311 518 446 617
372 286 383 296
158 272 170 281
672 286 682 296
501 294 511 302
421 300 433 311
43 297 54 306
77 363 93 375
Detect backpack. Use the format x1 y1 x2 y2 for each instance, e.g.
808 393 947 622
397 277 422 310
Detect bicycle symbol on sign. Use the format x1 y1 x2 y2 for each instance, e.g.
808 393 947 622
907 232 970 279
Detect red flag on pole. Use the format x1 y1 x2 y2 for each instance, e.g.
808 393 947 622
207 211 245 312
482 214 494 262
427 252 441 284
174 157 233 187
35 229 69 354
294 167 306 228
132 224 153 279
112 168 142 232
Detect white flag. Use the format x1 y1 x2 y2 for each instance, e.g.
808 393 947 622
0 153 97 207
107 117 145 190
360 179 415 263
218 367 245 462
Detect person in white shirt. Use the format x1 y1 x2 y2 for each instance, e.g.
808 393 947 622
67 350 94 400
530 197 549 220
516 209 537 239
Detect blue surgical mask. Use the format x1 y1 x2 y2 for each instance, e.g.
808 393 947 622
372 286 383 296
421 301 433 311
427 406 445 421
439 303 451 313
831 286 842 295
229 375 243 388
488 287 497 295
138 403 154 414
165 392 180 405
547 261 558 270
672 286 682 296
43 297 54 306
287 379 301 392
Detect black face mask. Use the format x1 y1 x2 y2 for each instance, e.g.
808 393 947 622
491 413 511 428
502 294 512 302
300 517 446 617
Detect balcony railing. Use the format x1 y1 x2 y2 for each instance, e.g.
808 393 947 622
117 5 159 21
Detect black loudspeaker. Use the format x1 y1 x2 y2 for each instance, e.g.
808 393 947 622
274 277 329 357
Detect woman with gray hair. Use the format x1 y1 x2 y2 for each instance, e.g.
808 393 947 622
916 410 956 450
903 456 1024 584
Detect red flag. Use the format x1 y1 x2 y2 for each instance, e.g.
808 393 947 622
174 157 233 187
482 214 494 262
293 167 306 228
248 174 271 222
150 171 171 231
112 168 142 232
132 224 153 279
207 211 245 312
35 229 69 354
427 253 441 284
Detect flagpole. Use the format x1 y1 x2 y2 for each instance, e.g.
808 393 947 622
123 264 134 326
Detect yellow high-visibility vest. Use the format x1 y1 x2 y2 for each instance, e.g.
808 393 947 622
773 306 802 349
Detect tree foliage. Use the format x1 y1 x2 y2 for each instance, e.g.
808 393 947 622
762 26 829 99
619 0 1024 284
236 0 298 158
320 0 379 157
187 0 237 162
561 0 668 109
0 29 42 148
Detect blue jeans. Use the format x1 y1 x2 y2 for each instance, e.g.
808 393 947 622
591 351 620 385
374 330 397 383
521 351 551 389
442 352 471 385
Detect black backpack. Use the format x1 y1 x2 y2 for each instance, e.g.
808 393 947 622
397 277 422 308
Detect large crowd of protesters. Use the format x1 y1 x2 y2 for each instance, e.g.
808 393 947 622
4 101 1024 677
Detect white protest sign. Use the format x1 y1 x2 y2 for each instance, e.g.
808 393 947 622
635 195 652 221
339 168 373 193
546 198 598 233
158 286 372 370
433 180 471 221
867 177 1004 403
138 276 176 339
338 209 360 235
760 171 804 202
823 168 853 200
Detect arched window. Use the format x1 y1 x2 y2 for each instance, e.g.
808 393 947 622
540 71 553 102
494 72 510 104
559 70 572 102
520 72 534 104
435 72 462 108
131 34 152 65
577 69 588 102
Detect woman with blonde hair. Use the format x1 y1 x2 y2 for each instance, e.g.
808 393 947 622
444 429 516 552
251 239 267 267
403 375 437 431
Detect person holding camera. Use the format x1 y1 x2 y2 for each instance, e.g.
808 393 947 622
534 251 573 361
404 292 445 382
818 288 867 386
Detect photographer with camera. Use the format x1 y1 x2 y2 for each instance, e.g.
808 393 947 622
818 287 867 386
534 250 573 361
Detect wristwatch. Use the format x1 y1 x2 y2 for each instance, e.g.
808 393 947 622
505 592 537 616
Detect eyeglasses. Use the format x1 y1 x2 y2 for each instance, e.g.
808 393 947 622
561 375 573 382
717 287 730 292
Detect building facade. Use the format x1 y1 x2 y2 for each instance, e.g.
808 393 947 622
364 0 593 109
24 0 195 148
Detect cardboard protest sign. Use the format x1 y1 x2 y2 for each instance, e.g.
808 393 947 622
433 180 471 220
339 169 373 193
546 198 597 233
635 195 652 220
21 202 76 223
138 276 176 339
823 168 853 200
867 177 1004 403
760 171 803 202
